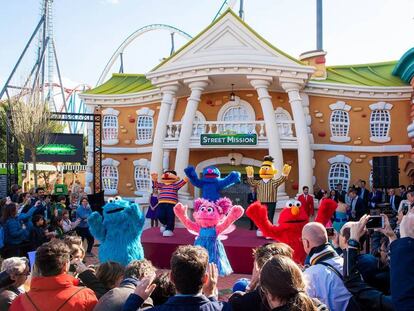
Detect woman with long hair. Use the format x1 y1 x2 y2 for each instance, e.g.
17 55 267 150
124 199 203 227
260 256 327 311
2 203 31 257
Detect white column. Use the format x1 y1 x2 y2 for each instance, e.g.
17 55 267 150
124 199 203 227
84 104 95 194
249 77 287 197
281 80 313 193
175 78 209 197
150 85 178 176
163 98 178 171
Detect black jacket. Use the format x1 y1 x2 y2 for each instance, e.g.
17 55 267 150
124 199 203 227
229 288 265 311
343 247 394 311
390 237 414 311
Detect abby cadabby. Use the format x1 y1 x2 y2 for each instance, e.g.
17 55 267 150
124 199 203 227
174 197 244 276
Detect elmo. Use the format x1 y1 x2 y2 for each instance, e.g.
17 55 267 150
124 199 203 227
246 200 308 264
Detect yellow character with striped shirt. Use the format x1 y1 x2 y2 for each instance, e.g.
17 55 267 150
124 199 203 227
246 155 291 236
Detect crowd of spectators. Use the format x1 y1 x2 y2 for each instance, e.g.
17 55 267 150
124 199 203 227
0 182 412 310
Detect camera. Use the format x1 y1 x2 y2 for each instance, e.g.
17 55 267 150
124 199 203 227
326 227 335 237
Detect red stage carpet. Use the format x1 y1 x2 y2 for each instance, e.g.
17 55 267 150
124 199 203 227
142 227 265 274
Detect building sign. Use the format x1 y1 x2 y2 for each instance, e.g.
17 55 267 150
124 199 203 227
200 134 257 145
24 133 84 163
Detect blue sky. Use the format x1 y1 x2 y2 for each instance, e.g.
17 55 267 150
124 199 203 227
1 0 413 88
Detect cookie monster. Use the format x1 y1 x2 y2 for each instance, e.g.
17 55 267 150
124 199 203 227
184 165 241 201
88 196 145 266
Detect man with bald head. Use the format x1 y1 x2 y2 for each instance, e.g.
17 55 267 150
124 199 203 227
302 222 353 311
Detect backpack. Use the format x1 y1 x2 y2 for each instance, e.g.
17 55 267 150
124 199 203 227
318 261 362 311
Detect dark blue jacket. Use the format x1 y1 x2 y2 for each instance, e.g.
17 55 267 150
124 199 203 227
391 237 414 311
4 218 30 245
123 294 231 311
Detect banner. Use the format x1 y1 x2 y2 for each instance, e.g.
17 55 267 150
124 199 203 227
200 133 257 146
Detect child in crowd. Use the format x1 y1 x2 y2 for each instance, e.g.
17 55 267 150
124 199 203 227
48 216 65 239
62 209 80 234
68 195 79 221
146 187 159 228
30 214 50 249
51 195 67 218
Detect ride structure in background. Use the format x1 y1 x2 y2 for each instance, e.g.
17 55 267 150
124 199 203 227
0 0 90 134
96 24 193 86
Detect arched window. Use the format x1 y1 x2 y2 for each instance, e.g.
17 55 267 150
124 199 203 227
188 111 206 137
328 155 352 191
102 108 120 145
274 107 293 137
329 101 351 142
218 98 255 134
102 158 119 195
330 110 350 137
134 159 151 194
369 102 393 143
328 163 350 191
136 108 155 145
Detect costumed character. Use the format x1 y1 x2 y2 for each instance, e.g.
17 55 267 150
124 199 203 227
151 170 188 237
88 196 145 266
174 197 244 276
315 198 337 228
246 200 308 264
246 155 291 236
184 166 240 201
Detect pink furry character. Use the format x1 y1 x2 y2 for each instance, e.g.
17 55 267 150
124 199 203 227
174 197 244 276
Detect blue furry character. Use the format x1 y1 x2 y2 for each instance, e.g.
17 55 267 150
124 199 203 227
184 166 241 201
88 196 145 266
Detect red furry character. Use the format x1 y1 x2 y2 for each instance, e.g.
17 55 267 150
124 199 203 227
315 198 338 227
246 200 308 264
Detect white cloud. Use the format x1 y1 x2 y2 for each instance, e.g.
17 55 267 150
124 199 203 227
105 0 119 4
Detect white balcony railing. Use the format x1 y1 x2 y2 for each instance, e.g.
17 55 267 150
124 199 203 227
165 120 296 143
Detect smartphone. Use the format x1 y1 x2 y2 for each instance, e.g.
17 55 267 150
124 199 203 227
366 215 385 229
326 227 335 236
402 203 409 216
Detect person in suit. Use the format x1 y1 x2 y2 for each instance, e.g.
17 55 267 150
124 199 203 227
247 187 257 230
368 187 384 209
356 180 370 208
349 188 369 220
399 185 407 200
297 186 315 218
335 183 347 203
386 188 402 213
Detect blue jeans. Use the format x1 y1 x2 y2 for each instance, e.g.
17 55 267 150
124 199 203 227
156 203 175 231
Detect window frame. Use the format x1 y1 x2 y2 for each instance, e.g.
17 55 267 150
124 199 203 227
133 159 151 196
102 108 120 145
329 101 351 143
135 108 155 145
327 155 352 191
101 158 120 195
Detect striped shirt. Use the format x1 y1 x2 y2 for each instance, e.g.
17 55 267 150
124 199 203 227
247 176 286 203
153 179 187 204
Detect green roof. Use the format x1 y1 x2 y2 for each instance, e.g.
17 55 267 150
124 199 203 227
84 74 155 95
311 61 408 87
152 8 303 71
393 48 414 84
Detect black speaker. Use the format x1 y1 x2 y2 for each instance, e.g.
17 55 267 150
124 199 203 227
372 156 399 189
87 191 105 214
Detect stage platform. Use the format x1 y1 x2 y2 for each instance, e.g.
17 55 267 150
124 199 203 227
142 227 265 274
